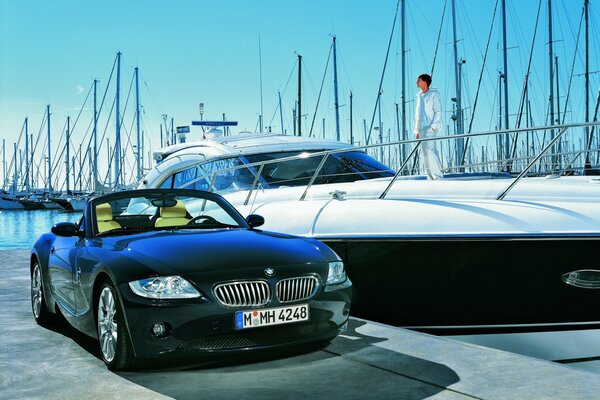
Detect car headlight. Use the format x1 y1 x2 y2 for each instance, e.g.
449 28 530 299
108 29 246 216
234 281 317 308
326 261 347 285
129 276 201 299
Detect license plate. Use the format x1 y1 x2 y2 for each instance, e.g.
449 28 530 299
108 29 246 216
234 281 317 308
235 304 309 330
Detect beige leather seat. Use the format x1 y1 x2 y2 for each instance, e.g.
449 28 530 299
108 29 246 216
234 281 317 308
154 200 191 227
96 203 122 233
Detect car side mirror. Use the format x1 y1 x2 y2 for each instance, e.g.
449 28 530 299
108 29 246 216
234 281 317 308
246 214 265 228
51 222 80 237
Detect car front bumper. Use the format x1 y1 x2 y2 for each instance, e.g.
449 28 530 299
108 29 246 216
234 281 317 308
118 279 352 359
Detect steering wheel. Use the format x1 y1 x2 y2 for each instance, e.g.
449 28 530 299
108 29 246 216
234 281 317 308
188 215 219 225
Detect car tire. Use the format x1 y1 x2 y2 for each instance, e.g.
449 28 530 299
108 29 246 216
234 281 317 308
31 262 56 326
96 281 138 371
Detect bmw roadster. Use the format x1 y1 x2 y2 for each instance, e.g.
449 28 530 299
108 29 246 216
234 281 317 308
30 189 352 370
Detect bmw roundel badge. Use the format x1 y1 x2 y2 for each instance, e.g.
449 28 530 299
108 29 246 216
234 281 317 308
264 268 275 277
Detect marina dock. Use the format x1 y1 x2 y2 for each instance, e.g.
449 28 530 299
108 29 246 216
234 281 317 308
1 249 599 400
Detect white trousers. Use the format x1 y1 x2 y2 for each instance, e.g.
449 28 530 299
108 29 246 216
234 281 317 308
419 131 443 180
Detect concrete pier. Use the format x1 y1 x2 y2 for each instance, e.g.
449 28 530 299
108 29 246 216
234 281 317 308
1 249 599 399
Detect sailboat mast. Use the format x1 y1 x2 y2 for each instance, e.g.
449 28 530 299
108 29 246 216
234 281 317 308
66 116 70 193
259 36 264 133
278 91 284 134
502 0 510 165
47 104 52 193
297 54 302 136
401 0 406 163
451 0 464 164
93 79 98 191
13 143 17 192
24 118 29 192
115 51 122 188
584 0 590 169
2 139 5 191
333 36 341 141
555 56 561 165
135 67 142 181
378 92 384 161
548 0 555 167
350 91 354 145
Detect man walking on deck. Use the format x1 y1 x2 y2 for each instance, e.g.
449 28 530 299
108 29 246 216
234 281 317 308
414 73 443 180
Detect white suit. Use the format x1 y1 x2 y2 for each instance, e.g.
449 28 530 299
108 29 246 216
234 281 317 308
414 88 443 180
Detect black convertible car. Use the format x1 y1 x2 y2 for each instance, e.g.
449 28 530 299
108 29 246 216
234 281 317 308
30 189 352 370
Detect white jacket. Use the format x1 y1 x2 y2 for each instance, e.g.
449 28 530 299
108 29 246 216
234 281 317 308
414 88 442 134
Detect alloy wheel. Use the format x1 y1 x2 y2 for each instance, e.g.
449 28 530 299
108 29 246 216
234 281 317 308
31 264 42 319
98 287 118 363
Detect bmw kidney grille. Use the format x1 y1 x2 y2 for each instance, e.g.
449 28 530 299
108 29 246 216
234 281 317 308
276 276 319 303
213 281 271 307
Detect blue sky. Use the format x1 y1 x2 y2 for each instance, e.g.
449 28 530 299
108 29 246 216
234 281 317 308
1 0 598 188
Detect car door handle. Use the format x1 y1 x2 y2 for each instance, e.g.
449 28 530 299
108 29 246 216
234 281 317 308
50 247 55 254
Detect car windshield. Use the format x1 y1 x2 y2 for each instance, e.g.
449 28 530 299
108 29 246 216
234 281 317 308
91 189 247 237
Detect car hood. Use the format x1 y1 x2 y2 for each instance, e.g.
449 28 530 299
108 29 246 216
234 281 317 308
98 228 332 275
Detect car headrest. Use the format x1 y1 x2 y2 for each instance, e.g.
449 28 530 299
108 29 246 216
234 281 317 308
160 200 187 218
97 203 114 222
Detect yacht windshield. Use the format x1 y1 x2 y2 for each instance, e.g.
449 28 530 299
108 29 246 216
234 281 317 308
243 150 394 187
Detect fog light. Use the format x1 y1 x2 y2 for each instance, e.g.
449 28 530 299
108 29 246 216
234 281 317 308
152 322 166 338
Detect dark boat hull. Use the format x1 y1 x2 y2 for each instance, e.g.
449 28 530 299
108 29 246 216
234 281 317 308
49 197 73 211
325 236 600 332
19 199 45 210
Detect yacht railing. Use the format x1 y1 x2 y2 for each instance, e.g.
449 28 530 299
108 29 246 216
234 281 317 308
175 122 600 203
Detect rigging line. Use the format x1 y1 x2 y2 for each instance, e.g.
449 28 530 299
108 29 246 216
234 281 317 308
553 0 574 97
366 0 401 146
78 69 116 179
280 59 298 97
5 119 27 188
460 0 499 166
274 59 297 129
49 82 93 176
97 56 118 126
6 119 26 189
80 55 118 173
140 72 165 118
559 0 583 63
108 68 136 185
506 1 526 77
100 97 116 186
560 6 584 125
49 117 68 175
267 93 281 128
64 81 95 162
30 107 47 169
508 0 543 164
72 113 97 190
407 6 429 75
309 43 333 137
431 0 448 78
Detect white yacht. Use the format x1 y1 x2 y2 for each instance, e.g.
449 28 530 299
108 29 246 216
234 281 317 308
138 130 600 333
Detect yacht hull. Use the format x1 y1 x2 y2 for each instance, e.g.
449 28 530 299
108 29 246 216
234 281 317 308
325 236 600 331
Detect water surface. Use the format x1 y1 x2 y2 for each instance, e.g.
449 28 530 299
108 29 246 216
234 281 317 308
0 210 82 249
